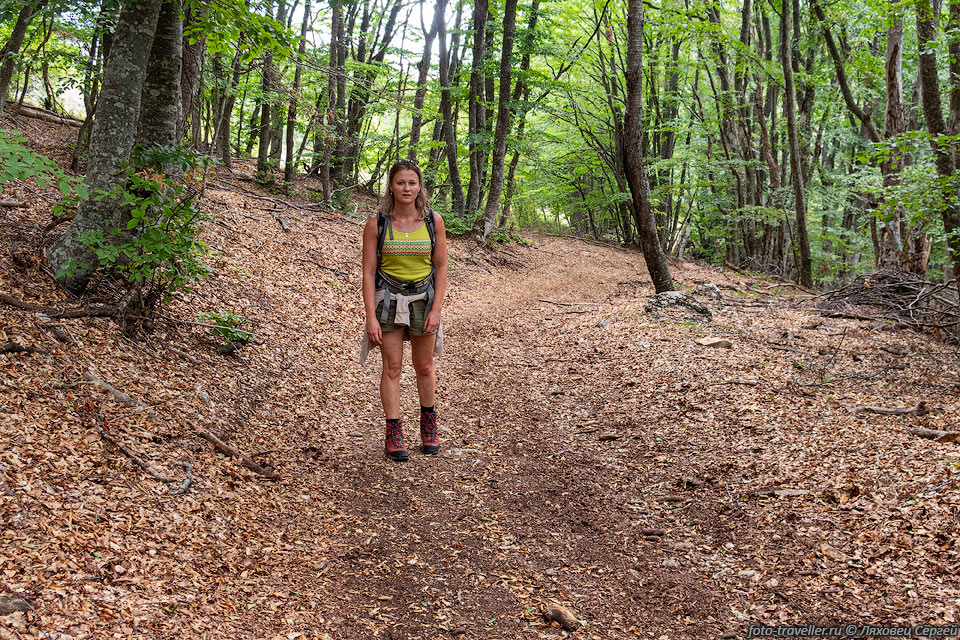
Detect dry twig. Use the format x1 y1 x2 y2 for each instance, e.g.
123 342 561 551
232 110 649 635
198 428 280 479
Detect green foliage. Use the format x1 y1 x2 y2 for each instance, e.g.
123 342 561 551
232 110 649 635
0 130 86 204
69 145 216 301
199 310 250 345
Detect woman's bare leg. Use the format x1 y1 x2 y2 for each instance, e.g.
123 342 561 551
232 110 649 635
410 333 437 407
379 329 404 418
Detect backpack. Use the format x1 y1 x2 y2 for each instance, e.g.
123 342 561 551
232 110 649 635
374 208 437 324
376 208 436 266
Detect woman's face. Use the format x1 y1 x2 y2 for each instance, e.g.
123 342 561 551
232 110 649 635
391 169 421 206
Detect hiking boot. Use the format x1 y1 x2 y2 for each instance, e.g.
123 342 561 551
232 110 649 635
385 419 409 462
420 410 440 455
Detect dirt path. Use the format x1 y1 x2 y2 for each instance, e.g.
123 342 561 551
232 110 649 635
3 171 959 640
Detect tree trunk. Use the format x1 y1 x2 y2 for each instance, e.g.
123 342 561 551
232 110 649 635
257 6 275 182
480 0 519 240
0 1 48 105
409 0 439 161
465 0 489 216
285 0 310 184
47 0 165 293
917 0 960 281
269 1 288 161
137 0 182 150
812 0 881 143
216 44 245 168
623 0 674 293
437 0 465 217
877 5 909 271
781 0 813 287
177 6 204 142
321 0 341 201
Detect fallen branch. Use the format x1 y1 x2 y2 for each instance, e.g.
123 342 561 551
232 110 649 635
0 200 26 208
165 344 202 365
252 449 281 457
539 298 598 307
4 100 83 126
99 432 173 483
198 428 280 479
82 371 158 419
213 180 335 214
43 214 73 233
859 402 930 416
0 292 122 319
170 461 194 495
710 379 760 386
910 427 959 443
0 340 49 356
273 213 290 232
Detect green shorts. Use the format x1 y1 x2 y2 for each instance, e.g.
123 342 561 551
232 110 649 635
376 297 428 336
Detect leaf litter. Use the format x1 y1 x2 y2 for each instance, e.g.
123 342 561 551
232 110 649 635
1 118 959 639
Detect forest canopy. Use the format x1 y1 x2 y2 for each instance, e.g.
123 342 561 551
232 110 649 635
1 0 958 291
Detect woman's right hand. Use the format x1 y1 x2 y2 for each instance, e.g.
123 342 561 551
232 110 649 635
366 317 383 346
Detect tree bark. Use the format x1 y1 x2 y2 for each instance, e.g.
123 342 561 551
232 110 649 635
269 0 288 161
623 0 674 293
781 0 813 287
437 0 465 217
917 0 960 281
47 0 165 293
876 4 911 271
465 0 489 216
812 0 882 143
137 0 182 150
285 0 310 184
0 1 48 105
215 43 244 168
409 0 439 161
177 6 205 142
321 0 341 201
481 0 519 240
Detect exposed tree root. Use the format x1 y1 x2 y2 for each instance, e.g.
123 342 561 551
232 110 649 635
198 428 281 479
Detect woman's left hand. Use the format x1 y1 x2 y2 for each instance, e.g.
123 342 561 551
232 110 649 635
424 309 441 334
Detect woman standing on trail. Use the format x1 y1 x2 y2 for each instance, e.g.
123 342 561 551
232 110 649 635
361 159 448 462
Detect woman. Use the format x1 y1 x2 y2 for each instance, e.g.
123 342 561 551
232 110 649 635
362 160 448 462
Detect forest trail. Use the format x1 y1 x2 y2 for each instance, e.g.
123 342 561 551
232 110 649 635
2 152 960 639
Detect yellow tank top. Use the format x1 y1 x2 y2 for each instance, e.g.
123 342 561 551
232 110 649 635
380 220 433 282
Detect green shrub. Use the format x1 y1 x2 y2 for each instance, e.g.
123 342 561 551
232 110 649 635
69 145 217 304
199 310 250 345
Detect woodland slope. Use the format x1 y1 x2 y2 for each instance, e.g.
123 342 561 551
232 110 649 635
1 117 959 639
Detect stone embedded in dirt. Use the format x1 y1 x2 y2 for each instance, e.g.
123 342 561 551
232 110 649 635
663 558 680 569
0 596 32 615
543 604 580 631
694 337 733 348
773 489 809 498
738 569 760 582
765 578 780 589
694 283 722 299
819 543 848 562
645 291 713 321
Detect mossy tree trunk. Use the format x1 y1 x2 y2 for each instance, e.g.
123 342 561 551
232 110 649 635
46 0 166 293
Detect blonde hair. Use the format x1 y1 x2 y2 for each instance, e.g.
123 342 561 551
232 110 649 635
380 159 429 219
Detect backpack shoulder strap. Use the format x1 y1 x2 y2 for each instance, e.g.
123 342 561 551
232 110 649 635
376 211 391 263
425 208 436 253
